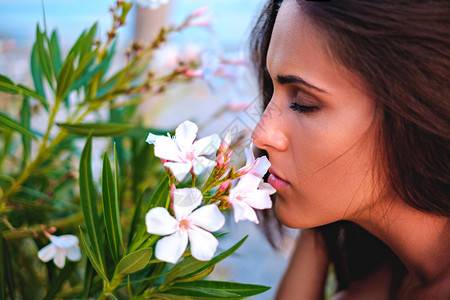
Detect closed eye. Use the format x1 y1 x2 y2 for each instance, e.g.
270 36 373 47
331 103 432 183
289 102 319 113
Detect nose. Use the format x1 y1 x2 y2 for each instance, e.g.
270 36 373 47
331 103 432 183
251 100 288 152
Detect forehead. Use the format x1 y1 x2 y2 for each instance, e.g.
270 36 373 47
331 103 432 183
268 0 330 77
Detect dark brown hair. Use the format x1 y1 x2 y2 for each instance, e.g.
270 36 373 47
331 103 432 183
251 0 450 292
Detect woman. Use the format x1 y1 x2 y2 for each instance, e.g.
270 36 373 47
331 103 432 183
250 0 450 299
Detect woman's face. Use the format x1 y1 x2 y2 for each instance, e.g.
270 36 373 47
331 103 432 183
252 0 380 228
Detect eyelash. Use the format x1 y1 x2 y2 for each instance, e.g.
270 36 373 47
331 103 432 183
289 102 319 113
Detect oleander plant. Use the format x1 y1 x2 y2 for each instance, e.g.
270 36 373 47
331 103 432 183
0 1 274 299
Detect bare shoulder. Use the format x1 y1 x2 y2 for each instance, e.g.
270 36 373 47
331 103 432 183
330 265 392 300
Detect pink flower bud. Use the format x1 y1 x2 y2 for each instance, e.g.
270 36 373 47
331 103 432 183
216 152 225 168
236 165 253 177
170 184 176 201
218 131 232 153
191 6 208 18
225 149 233 161
185 68 204 78
219 179 231 192
48 227 57 233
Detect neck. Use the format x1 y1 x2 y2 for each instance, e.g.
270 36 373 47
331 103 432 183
352 196 450 285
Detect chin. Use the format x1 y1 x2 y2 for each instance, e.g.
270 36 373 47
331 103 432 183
274 194 331 229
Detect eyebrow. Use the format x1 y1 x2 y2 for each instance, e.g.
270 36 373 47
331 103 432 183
276 75 328 94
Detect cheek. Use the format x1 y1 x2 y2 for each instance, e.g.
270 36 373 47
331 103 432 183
277 109 378 227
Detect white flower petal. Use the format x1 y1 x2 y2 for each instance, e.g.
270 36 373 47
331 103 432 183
66 245 82 261
236 172 262 192
188 204 225 232
259 181 276 195
154 136 183 162
146 132 161 145
173 188 202 220
38 243 57 262
251 156 271 178
193 134 221 156
53 250 66 269
188 225 219 261
155 231 188 264
232 201 259 224
192 157 216 176
164 162 192 182
245 190 273 210
175 120 198 151
51 235 78 249
243 145 255 168
146 207 178 236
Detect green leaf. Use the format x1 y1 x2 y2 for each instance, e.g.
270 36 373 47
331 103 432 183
57 123 133 137
49 30 62 76
129 176 169 251
167 281 271 298
78 227 109 283
79 23 97 62
79 135 106 277
82 260 94 300
68 30 87 58
0 75 16 94
56 52 75 100
168 236 248 284
151 294 194 300
0 75 49 111
116 248 153 275
0 233 15 300
101 152 123 264
36 25 54 89
42 262 76 300
30 42 46 98
21 97 31 164
0 112 36 139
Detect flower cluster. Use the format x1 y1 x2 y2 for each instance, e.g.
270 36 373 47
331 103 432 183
145 120 275 263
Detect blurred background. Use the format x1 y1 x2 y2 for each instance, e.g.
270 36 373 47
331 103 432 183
0 0 296 298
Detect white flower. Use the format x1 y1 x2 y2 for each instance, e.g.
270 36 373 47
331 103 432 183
37 234 81 269
135 0 169 10
228 146 275 224
145 187 225 263
146 120 221 182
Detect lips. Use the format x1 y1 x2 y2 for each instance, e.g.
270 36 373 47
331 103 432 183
268 168 290 190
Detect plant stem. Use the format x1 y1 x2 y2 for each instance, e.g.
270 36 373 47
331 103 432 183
2 212 83 241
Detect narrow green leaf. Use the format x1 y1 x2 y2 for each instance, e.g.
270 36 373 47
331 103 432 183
57 123 133 137
56 52 75 99
49 30 62 76
170 236 249 283
78 227 109 283
68 30 86 58
116 248 153 275
114 144 124 253
168 281 271 298
104 293 118 300
0 233 15 300
42 262 76 300
82 259 94 300
0 75 16 93
36 25 54 89
0 75 48 110
0 112 36 139
129 176 169 251
79 135 106 277
30 42 46 98
151 294 194 300
79 23 97 61
71 55 110 91
101 152 123 263
21 97 31 164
